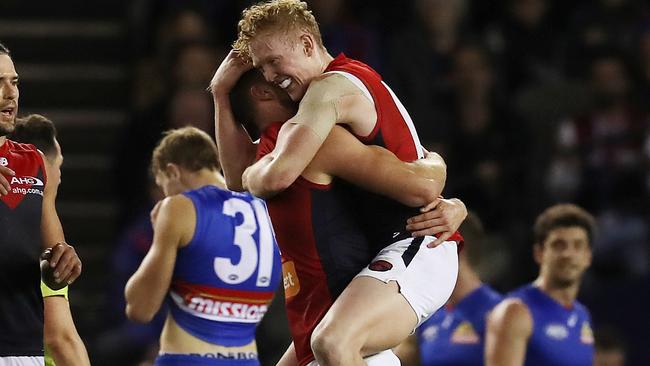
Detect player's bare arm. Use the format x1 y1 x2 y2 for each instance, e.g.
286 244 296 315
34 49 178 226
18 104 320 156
40 151 82 285
0 164 13 195
211 50 257 191
485 299 533 366
43 296 91 366
243 73 375 197
306 126 445 207
125 195 195 323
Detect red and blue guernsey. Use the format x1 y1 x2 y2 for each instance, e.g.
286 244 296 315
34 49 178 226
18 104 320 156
165 186 282 353
0 139 47 356
417 285 502 366
508 284 594 366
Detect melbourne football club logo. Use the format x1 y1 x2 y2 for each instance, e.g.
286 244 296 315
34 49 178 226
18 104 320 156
369 260 393 272
545 323 569 340
0 157 7 167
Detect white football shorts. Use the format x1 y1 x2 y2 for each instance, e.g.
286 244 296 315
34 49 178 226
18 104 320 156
356 235 459 328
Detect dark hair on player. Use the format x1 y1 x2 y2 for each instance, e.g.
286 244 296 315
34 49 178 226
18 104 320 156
151 126 220 176
458 211 485 269
230 69 266 140
11 114 58 158
534 204 596 246
0 42 10 56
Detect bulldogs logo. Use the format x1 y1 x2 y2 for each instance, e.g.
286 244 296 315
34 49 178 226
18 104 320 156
369 260 393 272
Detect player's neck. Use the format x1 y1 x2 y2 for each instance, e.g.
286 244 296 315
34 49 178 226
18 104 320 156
319 49 334 72
184 169 227 191
448 266 482 305
534 277 580 308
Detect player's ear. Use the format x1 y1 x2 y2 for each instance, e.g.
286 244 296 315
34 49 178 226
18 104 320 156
300 33 314 57
250 84 274 101
533 242 544 265
165 163 181 180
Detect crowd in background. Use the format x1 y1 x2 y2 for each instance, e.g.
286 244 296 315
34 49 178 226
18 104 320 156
103 0 650 364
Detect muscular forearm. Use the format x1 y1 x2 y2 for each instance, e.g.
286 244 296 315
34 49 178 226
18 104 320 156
214 94 256 191
47 334 90 366
242 155 291 198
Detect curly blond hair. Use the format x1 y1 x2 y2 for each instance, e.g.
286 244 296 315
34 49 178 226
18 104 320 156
233 0 323 61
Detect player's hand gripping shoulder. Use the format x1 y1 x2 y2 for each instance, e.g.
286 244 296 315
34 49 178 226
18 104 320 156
209 49 253 97
0 165 14 195
406 197 467 247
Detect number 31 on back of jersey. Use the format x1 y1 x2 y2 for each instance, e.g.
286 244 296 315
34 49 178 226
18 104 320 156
215 197 275 288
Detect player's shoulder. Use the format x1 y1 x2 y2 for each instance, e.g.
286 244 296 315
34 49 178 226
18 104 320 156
160 194 194 214
305 72 361 100
489 298 533 329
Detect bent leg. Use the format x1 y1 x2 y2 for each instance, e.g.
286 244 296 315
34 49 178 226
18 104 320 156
311 238 458 366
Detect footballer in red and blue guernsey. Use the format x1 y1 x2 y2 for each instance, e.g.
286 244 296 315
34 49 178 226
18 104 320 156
0 41 83 366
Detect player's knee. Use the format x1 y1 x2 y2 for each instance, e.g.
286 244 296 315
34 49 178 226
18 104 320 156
312 323 358 363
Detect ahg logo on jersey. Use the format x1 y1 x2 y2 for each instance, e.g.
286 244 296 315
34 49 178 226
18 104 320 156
0 157 7 166
11 176 44 186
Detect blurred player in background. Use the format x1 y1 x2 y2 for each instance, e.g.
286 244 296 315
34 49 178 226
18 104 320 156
485 204 595 366
0 42 82 366
125 127 282 366
594 326 626 366
213 65 465 366
394 212 502 366
11 114 90 366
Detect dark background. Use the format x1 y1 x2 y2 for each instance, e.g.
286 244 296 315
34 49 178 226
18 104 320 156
1 0 649 364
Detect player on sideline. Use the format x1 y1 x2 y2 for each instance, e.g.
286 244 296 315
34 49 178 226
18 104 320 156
213 67 466 366
213 1 463 364
393 212 502 366
11 114 90 366
485 204 595 366
0 42 82 366
125 127 282 366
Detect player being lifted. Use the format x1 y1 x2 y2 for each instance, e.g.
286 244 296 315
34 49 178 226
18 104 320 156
212 1 464 365
125 127 282 366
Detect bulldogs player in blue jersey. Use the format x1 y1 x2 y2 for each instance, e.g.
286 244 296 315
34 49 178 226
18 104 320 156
125 127 282 366
486 204 595 366
394 212 502 366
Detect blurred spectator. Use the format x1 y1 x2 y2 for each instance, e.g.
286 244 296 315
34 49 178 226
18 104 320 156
489 0 564 94
91 182 165 366
565 0 648 75
548 52 647 212
387 0 469 148
445 44 527 230
309 0 382 69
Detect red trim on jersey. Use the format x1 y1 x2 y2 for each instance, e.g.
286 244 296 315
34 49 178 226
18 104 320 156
171 280 275 304
325 53 419 161
1 139 47 210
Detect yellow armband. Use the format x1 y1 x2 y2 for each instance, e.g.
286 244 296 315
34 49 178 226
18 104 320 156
41 280 68 300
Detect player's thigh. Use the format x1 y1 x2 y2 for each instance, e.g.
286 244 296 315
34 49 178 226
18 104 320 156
315 276 417 353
